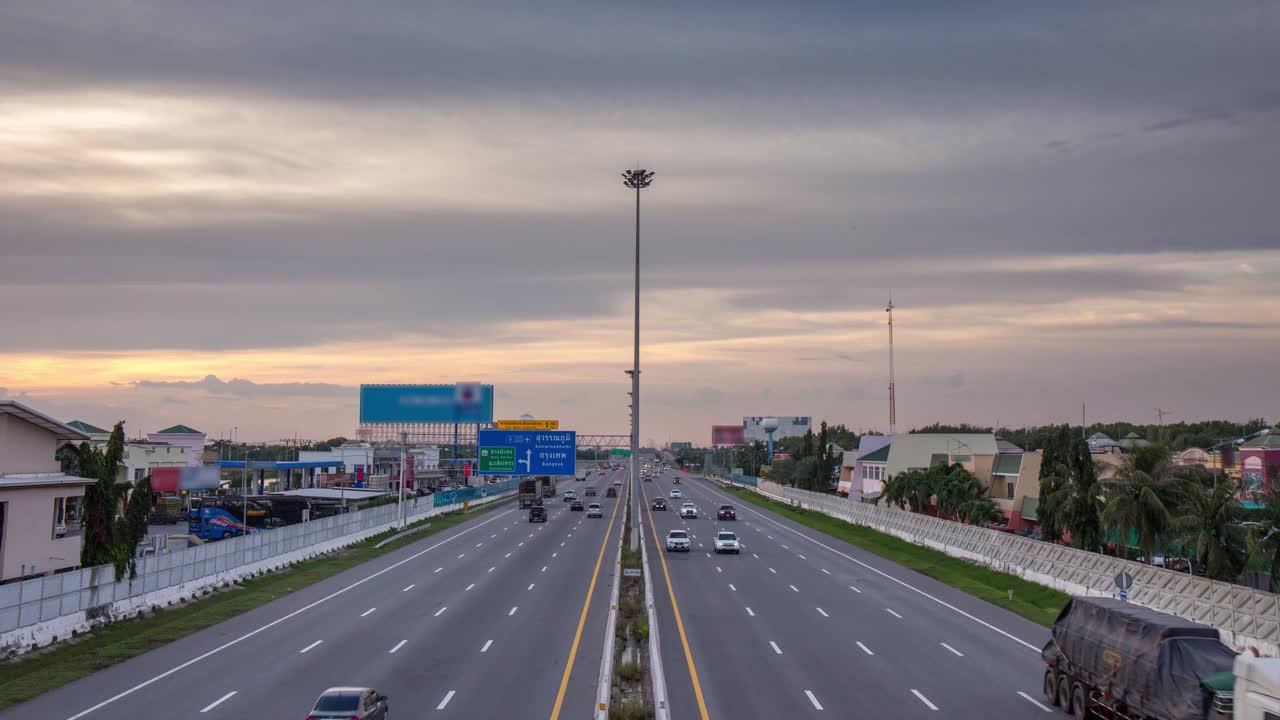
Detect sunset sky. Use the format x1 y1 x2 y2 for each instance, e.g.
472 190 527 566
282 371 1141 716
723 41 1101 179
1 1 1277 443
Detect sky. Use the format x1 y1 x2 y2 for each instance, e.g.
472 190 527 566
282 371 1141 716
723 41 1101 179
1 1 1278 444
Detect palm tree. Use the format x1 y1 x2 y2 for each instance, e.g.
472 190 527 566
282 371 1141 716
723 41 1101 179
1101 447 1177 562
1247 496 1280 591
1042 431 1105 552
1175 478 1246 581
881 469 933 512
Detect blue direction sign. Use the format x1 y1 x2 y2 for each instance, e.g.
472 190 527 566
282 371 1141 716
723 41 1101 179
477 430 576 476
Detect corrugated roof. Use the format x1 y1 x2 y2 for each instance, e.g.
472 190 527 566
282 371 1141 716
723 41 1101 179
157 424 202 434
0 401 90 443
1242 433 1280 449
66 420 108 435
0 472 96 489
858 444 891 463
886 433 998 477
996 438 1023 453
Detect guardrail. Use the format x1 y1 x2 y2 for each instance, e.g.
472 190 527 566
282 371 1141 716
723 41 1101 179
0 489 514 656
705 476 1280 655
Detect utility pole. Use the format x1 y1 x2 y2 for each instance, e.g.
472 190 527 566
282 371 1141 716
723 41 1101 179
886 295 897 437
242 448 250 535
622 167 654 553
399 431 408 528
1155 408 1171 425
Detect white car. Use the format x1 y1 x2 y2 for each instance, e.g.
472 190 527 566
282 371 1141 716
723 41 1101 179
669 488 682 499
680 503 698 519
665 529 691 552
586 503 603 518
613 478 623 485
713 531 740 554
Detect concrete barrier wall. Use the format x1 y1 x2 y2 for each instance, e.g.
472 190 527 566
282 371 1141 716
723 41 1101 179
0 491 514 656
707 476 1280 655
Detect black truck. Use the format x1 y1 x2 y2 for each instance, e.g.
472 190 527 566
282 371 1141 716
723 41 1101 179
1042 596 1236 720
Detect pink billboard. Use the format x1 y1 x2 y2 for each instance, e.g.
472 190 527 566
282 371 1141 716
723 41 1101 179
711 425 745 446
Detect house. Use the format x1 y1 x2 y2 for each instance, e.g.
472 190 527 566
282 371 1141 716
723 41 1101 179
118 441 189 485
65 420 111 444
839 435 892 499
145 425 206 468
855 444 891 500
0 401 97 581
1087 433 1123 454
1173 448 1209 467
1116 432 1150 451
1240 432 1280 496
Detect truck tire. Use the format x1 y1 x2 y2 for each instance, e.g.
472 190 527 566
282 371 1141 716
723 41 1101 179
1043 669 1057 706
1057 675 1073 714
1071 683 1090 720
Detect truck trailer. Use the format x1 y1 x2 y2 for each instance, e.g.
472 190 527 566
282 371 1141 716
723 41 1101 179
1041 596 1280 720
518 480 540 509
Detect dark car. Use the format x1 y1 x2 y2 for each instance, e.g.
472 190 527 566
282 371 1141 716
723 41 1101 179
308 687 388 719
570 499 585 511
652 498 667 511
529 506 547 523
718 505 736 521
606 487 618 498
584 487 597 496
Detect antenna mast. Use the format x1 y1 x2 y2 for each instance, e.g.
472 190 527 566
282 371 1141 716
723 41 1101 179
1155 408 1171 425
887 295 896 436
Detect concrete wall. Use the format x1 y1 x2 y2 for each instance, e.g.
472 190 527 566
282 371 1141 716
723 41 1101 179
144 432 205 467
118 443 188 485
0 484 86 580
0 415 60 475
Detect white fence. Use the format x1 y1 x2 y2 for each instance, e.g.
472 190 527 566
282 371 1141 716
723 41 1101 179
713 478 1280 654
0 491 514 656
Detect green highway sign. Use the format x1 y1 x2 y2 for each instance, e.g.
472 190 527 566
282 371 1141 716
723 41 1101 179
479 446 516 472
610 449 632 457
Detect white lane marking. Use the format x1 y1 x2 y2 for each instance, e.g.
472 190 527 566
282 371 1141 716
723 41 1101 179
821 569 831 575
561 542 566 547
746 607 755 616
769 567 777 574
505 552 512 558
403 584 415 592
805 690 824 711
60 507 517 720
912 690 939 711
698 543 704 549
817 607 829 617
752 553 759 558
476 542 483 548
781 544 790 550
488 566 496 572
527 583 535 590
941 642 964 657
716 566 723 573
729 584 737 591
849 585 862 593
552 553 558 558
769 641 782 654
767 535 774 539
436 690 456 710
389 640 408 654
529 533 534 538
519 542 525 547
457 553 465 559
435 606 448 617
481 639 493 653
491 533 497 539
856 641 874 655
1018 691 1053 712
508 606 518 616
200 691 237 713
299 640 323 654
705 553 711 558
360 607 376 617
789 585 800 593
465 583 475 591
541 565 548 572
798 554 806 560
699 484 1042 652
434 567 443 573
886 608 903 619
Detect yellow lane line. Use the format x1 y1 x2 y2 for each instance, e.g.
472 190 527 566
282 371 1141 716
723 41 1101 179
640 481 711 720
549 482 622 719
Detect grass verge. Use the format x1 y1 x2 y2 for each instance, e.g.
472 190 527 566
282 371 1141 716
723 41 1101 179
0 501 508 711
720 486 1069 627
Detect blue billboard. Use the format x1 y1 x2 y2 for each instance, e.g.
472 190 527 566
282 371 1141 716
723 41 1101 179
359 384 494 424
477 429 576 476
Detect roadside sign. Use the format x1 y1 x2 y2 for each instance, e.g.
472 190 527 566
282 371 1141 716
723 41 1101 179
479 446 516 473
477 430 577 476
610 449 632 458
496 419 559 430
449 491 458 503
1119 589 1129 602
623 568 642 577
1114 572 1134 591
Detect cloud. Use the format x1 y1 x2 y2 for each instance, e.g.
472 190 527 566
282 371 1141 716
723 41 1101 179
1239 263 1258 274
132 375 350 398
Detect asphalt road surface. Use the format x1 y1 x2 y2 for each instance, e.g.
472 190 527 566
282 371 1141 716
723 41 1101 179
3 467 629 720
638 467 1058 719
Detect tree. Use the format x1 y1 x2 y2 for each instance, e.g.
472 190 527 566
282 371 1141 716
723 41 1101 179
793 457 820 491
1176 478 1246 580
116 475 154 579
80 423 128 568
1248 497 1280 592
1041 431 1105 552
1100 445 1176 561
769 458 797 486
934 463 998 524
881 469 934 513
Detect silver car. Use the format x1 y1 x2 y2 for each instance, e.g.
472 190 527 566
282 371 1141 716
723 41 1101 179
308 687 389 719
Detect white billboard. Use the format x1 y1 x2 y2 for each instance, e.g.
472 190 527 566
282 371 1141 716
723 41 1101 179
742 416 811 443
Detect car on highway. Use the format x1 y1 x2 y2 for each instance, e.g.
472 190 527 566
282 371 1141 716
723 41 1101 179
587 503 603 518
669 488 682 499
606 487 618 498
307 686 389 719
529 506 547 523
570 499 585 511
680 502 698 519
612 477 623 485
651 497 667 511
584 486 597 496
717 504 736 520
563 490 577 503
665 529 691 552
713 531 740 554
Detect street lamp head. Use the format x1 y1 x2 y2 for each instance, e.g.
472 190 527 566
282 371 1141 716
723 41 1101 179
621 168 655 189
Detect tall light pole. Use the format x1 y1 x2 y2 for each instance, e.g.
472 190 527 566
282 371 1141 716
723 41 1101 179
886 296 897 437
622 167 654 539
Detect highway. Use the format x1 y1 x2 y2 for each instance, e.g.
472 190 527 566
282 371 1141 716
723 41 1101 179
639 466 1057 719
2 467 629 720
